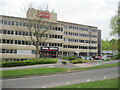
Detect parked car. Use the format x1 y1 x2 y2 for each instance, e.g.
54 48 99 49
85 57 93 60
94 56 101 60
101 56 107 60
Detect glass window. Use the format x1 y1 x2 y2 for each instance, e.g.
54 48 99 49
4 20 7 25
7 40 10 44
8 30 10 34
2 49 5 53
3 30 7 34
11 31 14 35
10 49 13 53
15 31 18 35
0 30 2 34
6 49 9 53
14 49 17 53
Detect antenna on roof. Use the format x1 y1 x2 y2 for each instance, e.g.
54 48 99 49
46 4 49 11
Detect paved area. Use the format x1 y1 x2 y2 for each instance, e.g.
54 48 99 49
1 59 118 71
2 67 119 88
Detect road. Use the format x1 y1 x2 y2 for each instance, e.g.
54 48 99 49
1 60 119 71
2 67 119 88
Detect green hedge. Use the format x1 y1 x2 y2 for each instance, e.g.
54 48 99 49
61 56 77 60
70 59 87 64
2 58 57 67
61 61 67 65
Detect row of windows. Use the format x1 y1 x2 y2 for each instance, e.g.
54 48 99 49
64 25 98 33
0 30 63 39
0 39 32 45
91 29 97 32
0 49 17 54
64 38 97 44
63 45 97 49
49 43 62 47
2 58 28 62
49 34 62 39
0 20 63 32
0 39 63 47
68 26 89 31
64 32 97 38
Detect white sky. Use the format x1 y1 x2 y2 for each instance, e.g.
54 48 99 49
0 0 119 40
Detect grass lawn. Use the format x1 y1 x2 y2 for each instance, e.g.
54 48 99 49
55 77 119 88
2 62 119 78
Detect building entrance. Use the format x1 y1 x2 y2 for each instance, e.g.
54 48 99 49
40 47 58 58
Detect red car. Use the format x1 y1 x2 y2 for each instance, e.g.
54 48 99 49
94 56 101 60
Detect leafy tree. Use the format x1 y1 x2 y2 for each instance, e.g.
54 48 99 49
110 14 118 36
23 5 54 59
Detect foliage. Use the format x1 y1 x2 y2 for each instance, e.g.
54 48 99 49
61 56 76 60
101 39 118 51
70 59 84 64
112 53 120 59
2 58 57 67
61 56 69 60
110 14 118 36
61 61 67 65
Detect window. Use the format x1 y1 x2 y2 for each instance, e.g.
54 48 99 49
3 30 7 34
0 30 2 34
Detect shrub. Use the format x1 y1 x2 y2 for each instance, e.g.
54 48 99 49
61 57 69 60
2 58 57 67
70 59 87 64
68 56 76 60
72 60 78 64
112 54 120 60
61 61 67 65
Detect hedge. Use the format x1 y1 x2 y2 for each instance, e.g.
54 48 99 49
61 56 77 60
2 58 57 67
70 59 88 64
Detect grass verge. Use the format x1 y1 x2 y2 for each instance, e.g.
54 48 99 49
54 77 119 88
2 63 119 78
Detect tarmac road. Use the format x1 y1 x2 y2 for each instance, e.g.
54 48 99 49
2 67 119 88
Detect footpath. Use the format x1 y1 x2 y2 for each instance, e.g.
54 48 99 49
1 59 118 71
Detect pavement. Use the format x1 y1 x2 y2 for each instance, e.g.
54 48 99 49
0 59 119 71
2 67 119 88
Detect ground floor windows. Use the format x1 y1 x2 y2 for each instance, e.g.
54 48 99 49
0 49 17 54
2 58 28 62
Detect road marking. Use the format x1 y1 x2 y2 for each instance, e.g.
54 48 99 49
87 79 90 82
66 82 70 85
42 85 47 88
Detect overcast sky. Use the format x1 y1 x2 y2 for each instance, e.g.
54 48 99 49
0 0 119 40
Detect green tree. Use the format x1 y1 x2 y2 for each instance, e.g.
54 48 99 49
110 14 118 36
101 39 111 50
110 7 120 58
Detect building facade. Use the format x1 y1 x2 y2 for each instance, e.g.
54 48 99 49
0 8 101 61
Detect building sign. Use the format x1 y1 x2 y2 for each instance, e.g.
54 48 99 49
41 47 58 51
38 12 50 19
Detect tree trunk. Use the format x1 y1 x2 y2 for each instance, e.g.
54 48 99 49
35 45 39 59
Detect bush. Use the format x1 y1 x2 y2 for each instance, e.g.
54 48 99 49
112 54 120 60
2 58 57 67
70 59 87 64
61 57 69 60
68 56 76 60
61 61 67 65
